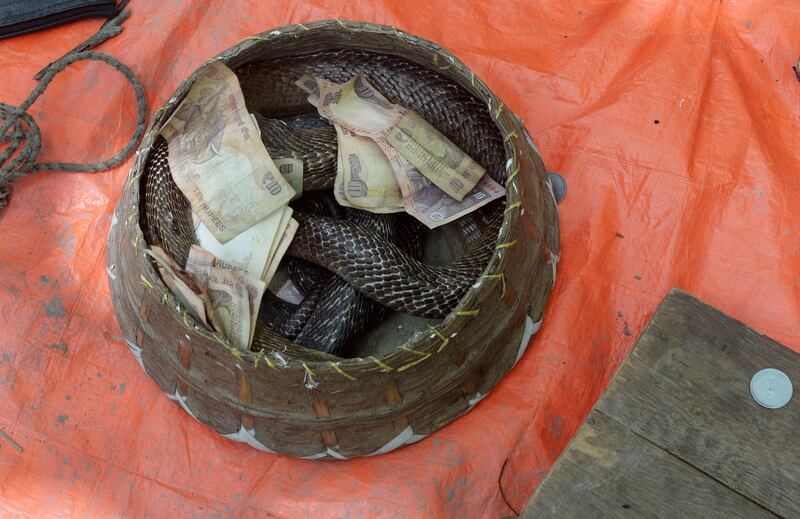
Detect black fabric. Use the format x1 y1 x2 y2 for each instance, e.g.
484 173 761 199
0 0 117 39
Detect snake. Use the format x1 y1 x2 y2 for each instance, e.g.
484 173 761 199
258 192 415 355
140 48 507 356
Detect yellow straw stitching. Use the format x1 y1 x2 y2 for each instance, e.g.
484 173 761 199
139 275 154 290
329 361 357 382
397 347 432 372
368 356 393 372
302 362 315 382
253 349 265 368
481 273 507 297
507 162 520 185
428 325 450 353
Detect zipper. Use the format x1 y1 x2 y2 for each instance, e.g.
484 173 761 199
0 3 117 40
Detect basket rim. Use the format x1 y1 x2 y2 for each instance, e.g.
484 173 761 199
119 19 552 378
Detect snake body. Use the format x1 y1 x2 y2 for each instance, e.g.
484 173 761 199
257 114 337 191
236 49 506 184
141 48 506 355
260 208 403 355
289 211 499 319
256 108 502 320
292 212 399 354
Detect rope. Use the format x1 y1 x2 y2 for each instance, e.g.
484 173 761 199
0 4 147 212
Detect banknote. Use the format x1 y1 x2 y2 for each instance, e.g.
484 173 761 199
334 124 403 212
207 268 251 350
184 244 216 287
314 75 483 200
146 247 211 327
262 217 298 286
274 157 304 201
393 153 505 227
264 206 293 276
249 113 304 201
298 77 363 209
295 74 320 100
267 267 305 305
386 111 484 201
304 75 505 227
232 269 266 347
186 245 266 347
194 207 284 281
161 61 295 243
298 75 403 211
334 140 347 207
314 75 400 134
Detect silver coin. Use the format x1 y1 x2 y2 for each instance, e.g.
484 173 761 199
750 368 793 409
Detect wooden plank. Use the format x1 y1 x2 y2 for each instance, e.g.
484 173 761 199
523 410 779 519
596 289 800 517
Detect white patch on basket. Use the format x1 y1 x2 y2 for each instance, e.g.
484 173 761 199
325 448 348 460
272 352 288 367
167 389 196 420
125 339 144 370
368 426 415 456
301 451 327 460
303 428 426 459
106 264 117 280
302 448 348 460
549 251 560 287
303 371 318 390
467 392 486 407
223 425 275 453
505 158 513 172
546 175 558 207
522 127 541 155
407 433 428 445
515 315 543 365
109 212 118 234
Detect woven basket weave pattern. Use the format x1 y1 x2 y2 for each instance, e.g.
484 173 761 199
106 20 560 458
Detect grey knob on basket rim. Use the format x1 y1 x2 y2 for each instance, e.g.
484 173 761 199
548 171 566 204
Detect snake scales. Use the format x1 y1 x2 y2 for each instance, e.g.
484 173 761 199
140 49 507 356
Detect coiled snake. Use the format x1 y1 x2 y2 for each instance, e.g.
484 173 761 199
140 49 507 356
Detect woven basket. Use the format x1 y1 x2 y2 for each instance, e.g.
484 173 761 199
106 20 560 458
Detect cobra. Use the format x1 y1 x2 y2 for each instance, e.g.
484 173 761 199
140 49 508 356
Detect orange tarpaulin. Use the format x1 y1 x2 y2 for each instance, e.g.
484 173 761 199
1 1 799 517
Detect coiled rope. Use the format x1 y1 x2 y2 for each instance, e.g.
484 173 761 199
0 3 146 211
